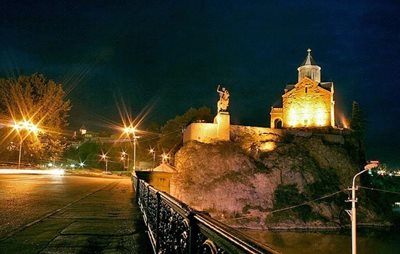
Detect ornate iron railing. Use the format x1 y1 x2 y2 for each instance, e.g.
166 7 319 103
132 175 279 254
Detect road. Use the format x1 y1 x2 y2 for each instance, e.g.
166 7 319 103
0 174 151 253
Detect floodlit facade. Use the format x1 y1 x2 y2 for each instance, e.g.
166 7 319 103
270 49 335 128
183 112 230 143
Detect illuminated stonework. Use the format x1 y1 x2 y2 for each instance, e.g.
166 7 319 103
183 112 230 143
270 49 335 128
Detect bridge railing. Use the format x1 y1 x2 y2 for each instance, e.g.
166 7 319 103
132 174 279 254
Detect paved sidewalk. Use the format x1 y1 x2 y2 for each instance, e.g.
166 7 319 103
0 179 151 254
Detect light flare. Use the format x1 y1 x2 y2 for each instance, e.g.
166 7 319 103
0 168 65 175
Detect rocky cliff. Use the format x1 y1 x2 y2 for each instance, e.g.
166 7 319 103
171 127 385 229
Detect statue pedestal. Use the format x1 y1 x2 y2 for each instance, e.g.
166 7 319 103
214 112 230 141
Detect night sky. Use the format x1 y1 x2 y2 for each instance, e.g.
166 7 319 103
1 0 399 166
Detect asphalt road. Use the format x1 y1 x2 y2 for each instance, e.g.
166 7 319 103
0 174 151 253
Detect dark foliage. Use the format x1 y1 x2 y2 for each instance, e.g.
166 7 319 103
158 106 212 155
0 73 71 164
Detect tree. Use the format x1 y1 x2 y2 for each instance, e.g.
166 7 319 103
349 101 367 165
350 101 365 134
158 107 212 155
0 73 71 164
63 141 101 168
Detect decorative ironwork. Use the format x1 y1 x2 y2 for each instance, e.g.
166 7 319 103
132 174 279 254
146 188 158 243
196 233 224 254
157 198 190 253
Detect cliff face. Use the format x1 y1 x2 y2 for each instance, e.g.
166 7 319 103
172 127 380 229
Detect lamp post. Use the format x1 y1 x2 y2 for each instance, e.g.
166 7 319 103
12 120 40 169
149 148 156 169
101 154 108 173
346 161 379 254
161 153 169 164
124 126 140 171
121 151 129 170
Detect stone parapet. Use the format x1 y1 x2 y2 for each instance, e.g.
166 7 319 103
183 112 230 144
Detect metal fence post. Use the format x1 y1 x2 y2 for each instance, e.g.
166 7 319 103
147 185 150 206
188 211 197 254
156 192 161 253
135 177 140 203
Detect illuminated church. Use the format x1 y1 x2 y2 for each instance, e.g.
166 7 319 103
270 49 335 128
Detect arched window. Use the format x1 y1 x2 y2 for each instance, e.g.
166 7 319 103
274 118 283 129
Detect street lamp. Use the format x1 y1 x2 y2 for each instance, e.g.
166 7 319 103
123 126 140 171
100 154 108 173
12 120 40 169
161 153 169 164
121 151 129 170
346 161 379 254
149 148 156 169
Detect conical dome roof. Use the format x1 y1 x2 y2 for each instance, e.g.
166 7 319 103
300 48 317 66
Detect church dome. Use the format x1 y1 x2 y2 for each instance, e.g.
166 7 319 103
297 48 321 82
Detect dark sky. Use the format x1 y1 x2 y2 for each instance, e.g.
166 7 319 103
1 0 399 166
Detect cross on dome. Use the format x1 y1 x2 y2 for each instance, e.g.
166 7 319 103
301 48 317 66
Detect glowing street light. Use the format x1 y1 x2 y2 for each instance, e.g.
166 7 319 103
121 151 129 170
346 161 379 254
12 120 41 169
161 153 169 164
123 126 140 171
100 153 108 173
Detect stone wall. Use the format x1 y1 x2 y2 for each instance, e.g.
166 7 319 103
282 78 334 128
230 125 282 153
183 123 218 144
183 112 230 144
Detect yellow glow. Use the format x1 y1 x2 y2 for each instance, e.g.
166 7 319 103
286 103 329 127
315 108 326 126
302 105 311 125
260 142 277 152
0 168 64 175
161 153 169 162
123 126 136 134
288 108 298 127
12 120 40 134
339 113 349 128
275 76 335 129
